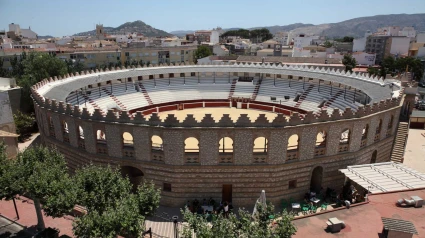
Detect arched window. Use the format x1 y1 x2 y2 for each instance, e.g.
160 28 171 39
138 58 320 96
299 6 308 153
48 116 54 129
340 129 350 144
62 121 68 134
339 129 350 152
151 135 163 151
315 131 326 157
371 150 377 164
388 115 394 129
253 137 268 153
123 132 134 146
315 131 326 147
97 130 106 142
219 137 233 153
362 124 369 139
185 137 199 153
288 134 299 151
78 126 84 140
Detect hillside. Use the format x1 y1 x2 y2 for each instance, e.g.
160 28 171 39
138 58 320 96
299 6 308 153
176 13 425 38
73 20 172 37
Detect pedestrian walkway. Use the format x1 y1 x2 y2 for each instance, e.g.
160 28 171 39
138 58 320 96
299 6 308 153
0 196 74 237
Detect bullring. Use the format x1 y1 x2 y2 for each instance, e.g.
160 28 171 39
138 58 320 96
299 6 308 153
31 62 402 206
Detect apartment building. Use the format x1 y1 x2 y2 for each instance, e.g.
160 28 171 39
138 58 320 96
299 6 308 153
186 30 220 44
121 45 196 65
365 35 410 64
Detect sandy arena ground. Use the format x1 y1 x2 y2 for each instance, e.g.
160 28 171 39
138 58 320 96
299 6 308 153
403 128 425 173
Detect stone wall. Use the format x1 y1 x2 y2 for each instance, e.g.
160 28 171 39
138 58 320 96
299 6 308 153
34 99 401 207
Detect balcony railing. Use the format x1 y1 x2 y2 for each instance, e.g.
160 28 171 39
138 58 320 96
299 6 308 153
287 149 299 161
123 146 135 159
63 133 70 143
360 138 367 148
253 152 267 164
78 139 85 149
185 152 199 164
219 153 233 164
338 142 349 153
151 150 164 163
314 146 326 157
97 141 108 155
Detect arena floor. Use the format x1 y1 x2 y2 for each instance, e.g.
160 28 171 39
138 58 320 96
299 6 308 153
153 107 282 122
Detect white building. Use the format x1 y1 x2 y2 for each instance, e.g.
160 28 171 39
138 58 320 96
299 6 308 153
273 32 289 45
213 45 229 56
352 52 376 65
399 27 416 38
8 23 37 39
377 26 400 36
210 30 220 44
292 35 319 57
390 37 410 56
353 31 372 52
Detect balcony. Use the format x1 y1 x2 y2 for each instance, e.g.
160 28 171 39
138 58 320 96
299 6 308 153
253 152 267 164
185 152 199 164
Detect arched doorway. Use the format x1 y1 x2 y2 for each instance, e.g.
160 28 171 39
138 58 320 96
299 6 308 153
371 150 377 164
310 166 323 193
121 166 144 191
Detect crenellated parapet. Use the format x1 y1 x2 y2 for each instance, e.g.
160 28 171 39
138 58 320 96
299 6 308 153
36 95 402 128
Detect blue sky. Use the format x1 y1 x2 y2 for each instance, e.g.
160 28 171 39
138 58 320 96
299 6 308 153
0 0 424 37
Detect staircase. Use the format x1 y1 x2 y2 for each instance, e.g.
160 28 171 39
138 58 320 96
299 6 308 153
322 91 344 110
82 95 104 114
390 122 409 163
139 83 154 105
251 77 263 100
228 79 237 99
294 85 314 108
102 88 127 110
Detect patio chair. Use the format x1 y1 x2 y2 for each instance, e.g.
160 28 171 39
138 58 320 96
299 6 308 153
309 204 318 213
301 203 309 215
321 202 328 211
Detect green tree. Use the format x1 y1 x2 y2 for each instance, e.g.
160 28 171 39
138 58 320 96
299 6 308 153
181 202 296 238
0 58 9 77
342 54 357 72
323 40 333 48
72 165 161 237
194 45 213 62
0 145 77 231
13 110 36 142
65 59 85 74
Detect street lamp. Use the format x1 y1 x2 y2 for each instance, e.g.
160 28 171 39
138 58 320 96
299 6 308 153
172 216 179 238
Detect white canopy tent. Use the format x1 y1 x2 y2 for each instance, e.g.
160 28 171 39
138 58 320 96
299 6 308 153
339 162 425 193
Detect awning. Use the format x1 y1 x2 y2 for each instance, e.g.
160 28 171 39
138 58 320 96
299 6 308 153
339 162 425 193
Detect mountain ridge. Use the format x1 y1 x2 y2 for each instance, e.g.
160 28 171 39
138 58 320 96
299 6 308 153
73 20 171 37
171 13 425 38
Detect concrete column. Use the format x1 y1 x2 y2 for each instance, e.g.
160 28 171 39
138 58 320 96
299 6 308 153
200 130 218 165
133 127 150 161
81 122 96 154
163 130 184 165
234 130 253 165
299 127 316 160
268 130 285 164
105 124 122 158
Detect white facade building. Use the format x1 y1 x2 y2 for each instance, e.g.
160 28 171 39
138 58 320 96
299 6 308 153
273 32 289 45
210 30 220 44
353 31 372 52
352 52 376 65
390 37 410 56
377 26 400 36
399 27 416 38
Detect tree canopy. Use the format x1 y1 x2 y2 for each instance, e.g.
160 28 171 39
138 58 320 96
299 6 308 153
334 36 354 42
72 164 161 237
342 54 357 72
13 111 36 142
194 45 213 62
181 202 297 238
380 56 424 81
221 28 273 43
0 145 77 230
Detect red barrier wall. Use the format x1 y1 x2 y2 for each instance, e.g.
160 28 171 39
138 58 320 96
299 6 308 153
183 102 203 109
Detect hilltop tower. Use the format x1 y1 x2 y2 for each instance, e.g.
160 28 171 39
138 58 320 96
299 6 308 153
96 24 105 40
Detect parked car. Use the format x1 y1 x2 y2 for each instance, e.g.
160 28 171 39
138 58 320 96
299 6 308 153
418 82 425 88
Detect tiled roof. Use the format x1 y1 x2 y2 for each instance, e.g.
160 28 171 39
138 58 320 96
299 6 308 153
381 217 418 234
